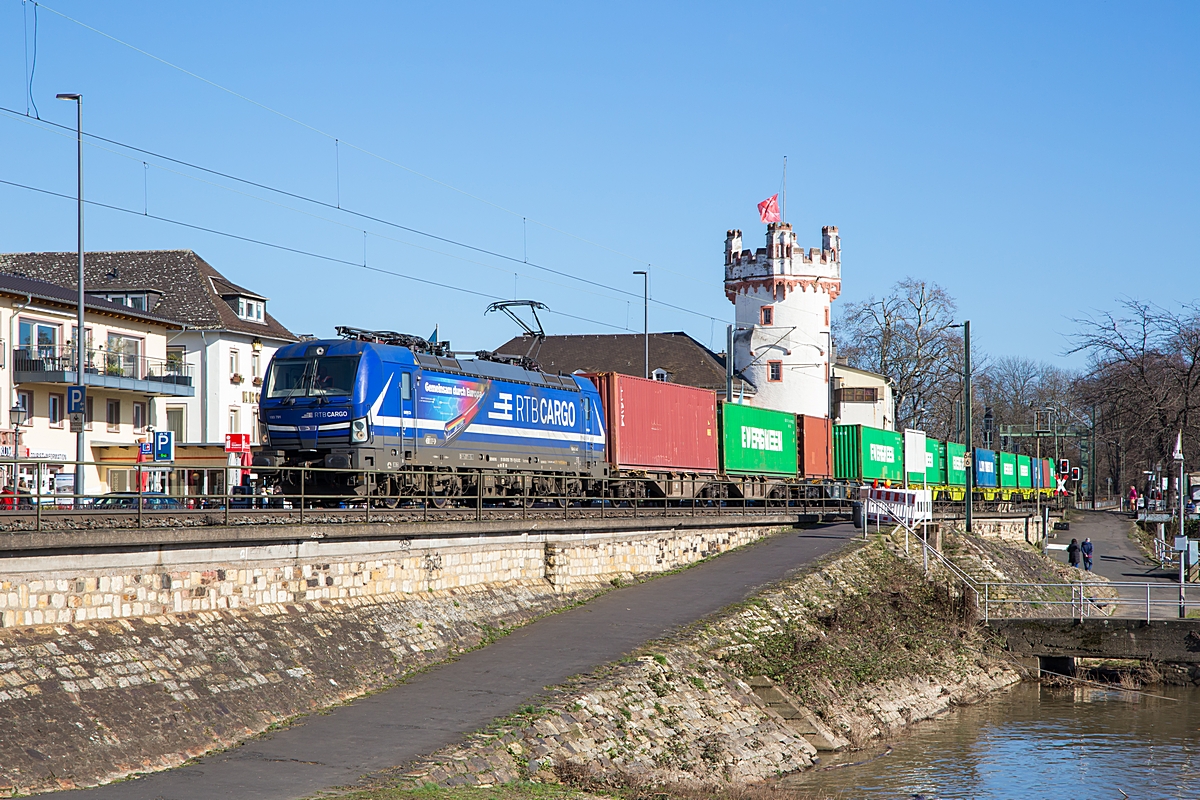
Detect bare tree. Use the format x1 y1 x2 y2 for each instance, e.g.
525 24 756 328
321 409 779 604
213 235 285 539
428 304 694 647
836 278 960 435
1070 299 1200 495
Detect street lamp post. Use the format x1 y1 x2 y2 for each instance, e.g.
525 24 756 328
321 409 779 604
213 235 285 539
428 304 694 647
1175 432 1186 618
9 403 26 498
633 270 648 379
57 92 85 505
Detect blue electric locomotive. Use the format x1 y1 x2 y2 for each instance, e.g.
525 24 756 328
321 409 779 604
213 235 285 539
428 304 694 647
255 327 607 503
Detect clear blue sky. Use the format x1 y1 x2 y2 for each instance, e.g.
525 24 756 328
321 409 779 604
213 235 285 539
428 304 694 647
1 1 1196 364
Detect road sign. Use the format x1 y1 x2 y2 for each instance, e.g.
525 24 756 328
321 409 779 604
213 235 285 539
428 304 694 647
1057 478 1067 494
69 413 84 433
67 386 86 415
137 442 152 463
153 430 175 463
224 433 251 453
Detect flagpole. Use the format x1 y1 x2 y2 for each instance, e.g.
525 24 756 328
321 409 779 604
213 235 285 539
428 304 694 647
782 155 787 224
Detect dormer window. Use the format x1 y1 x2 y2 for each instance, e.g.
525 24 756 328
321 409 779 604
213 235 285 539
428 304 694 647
652 368 669 382
237 297 266 323
99 293 148 311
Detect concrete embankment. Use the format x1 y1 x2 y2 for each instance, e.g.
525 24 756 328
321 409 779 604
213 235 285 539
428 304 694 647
386 534 1029 792
0 517 789 796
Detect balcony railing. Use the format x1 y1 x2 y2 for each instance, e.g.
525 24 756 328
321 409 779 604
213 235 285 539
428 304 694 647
13 345 194 386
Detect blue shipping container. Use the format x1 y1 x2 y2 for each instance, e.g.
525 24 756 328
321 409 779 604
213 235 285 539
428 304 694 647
974 448 998 488
1031 458 1041 490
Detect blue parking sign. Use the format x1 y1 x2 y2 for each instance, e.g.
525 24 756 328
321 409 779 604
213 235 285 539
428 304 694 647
67 386 86 415
153 430 175 462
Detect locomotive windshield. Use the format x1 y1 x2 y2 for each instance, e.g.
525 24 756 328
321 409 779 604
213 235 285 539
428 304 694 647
265 355 360 399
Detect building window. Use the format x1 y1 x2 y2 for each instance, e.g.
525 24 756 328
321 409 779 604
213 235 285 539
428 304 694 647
15 390 33 424
167 346 186 376
229 348 240 376
102 293 147 311
48 393 63 427
85 396 94 431
18 320 59 358
652 368 669 382
836 387 879 403
824 306 830 326
229 407 241 434
166 406 186 441
133 402 147 433
251 352 261 378
106 334 142 378
107 399 121 433
236 298 265 323
768 361 783 382
760 306 774 326
251 409 260 444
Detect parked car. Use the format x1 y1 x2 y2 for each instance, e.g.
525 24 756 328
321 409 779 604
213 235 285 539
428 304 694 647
92 492 184 510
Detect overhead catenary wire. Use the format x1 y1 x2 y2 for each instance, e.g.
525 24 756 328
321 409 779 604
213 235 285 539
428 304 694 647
0 105 726 326
0 176 627 333
25 1 722 293
0 109 644 308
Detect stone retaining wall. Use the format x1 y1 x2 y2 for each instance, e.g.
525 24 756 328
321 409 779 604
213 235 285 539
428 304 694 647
0 523 775 629
0 520 787 795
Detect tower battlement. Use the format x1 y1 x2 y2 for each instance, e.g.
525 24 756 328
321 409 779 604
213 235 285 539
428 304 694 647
724 223 841 302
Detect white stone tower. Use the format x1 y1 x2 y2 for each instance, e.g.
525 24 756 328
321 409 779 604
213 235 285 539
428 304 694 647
724 223 841 418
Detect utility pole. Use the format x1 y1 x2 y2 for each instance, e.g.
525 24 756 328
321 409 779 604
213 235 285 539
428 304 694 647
964 320 972 533
951 320 972 532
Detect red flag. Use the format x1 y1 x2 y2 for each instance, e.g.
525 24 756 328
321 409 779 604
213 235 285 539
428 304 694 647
757 193 780 223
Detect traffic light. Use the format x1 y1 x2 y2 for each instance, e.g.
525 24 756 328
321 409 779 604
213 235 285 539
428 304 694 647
1070 467 1081 482
1059 459 1070 476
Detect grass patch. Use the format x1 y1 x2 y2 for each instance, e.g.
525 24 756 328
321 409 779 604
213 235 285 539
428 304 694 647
721 544 978 711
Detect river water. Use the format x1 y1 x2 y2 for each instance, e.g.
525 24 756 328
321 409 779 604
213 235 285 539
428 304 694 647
783 682 1200 799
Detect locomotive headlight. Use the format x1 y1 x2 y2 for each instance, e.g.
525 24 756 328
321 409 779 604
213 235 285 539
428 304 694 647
350 417 370 443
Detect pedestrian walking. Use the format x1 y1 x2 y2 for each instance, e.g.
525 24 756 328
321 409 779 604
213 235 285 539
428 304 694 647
1081 537 1094 571
1129 485 1138 512
1067 538 1081 568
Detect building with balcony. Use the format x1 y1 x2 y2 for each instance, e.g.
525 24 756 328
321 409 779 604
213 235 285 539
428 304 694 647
0 250 296 500
0 272 192 496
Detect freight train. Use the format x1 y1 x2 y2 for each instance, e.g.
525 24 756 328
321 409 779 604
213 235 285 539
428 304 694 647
254 327 1054 505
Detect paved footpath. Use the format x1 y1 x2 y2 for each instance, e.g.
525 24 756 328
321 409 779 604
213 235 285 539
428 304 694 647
59 523 856 800
1049 510 1181 617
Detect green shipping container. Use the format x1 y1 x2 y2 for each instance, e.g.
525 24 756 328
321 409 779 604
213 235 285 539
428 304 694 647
946 442 967 487
720 403 798 476
925 437 946 485
998 452 1018 489
1017 455 1032 489
834 424 905 483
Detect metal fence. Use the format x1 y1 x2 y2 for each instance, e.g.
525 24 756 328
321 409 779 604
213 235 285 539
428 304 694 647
0 458 852 533
12 345 194 385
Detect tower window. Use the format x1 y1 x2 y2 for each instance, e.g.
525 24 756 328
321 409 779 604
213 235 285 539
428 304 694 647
760 306 774 326
768 361 783 382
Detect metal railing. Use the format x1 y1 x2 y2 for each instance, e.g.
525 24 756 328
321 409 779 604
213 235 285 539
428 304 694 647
12 345 194 385
973 580 1200 622
0 458 852 534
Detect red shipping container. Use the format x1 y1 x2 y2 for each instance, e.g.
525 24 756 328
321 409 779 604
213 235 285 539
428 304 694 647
797 415 832 478
584 372 718 472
